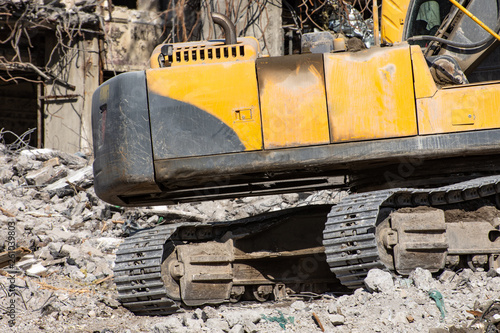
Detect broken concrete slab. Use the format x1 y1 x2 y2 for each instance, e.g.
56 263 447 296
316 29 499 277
45 165 93 197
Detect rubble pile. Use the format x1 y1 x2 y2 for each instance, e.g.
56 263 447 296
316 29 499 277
0 145 499 332
0 0 100 27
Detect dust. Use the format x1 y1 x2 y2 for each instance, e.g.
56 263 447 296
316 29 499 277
445 205 500 223
396 204 500 223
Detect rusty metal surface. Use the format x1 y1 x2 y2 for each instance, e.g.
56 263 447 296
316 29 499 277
324 175 500 289
177 240 234 306
256 53 330 149
115 205 341 315
447 222 500 254
391 210 447 274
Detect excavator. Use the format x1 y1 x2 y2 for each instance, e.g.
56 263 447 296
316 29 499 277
92 0 500 315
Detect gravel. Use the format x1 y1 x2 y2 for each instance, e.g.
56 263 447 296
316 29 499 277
0 145 499 332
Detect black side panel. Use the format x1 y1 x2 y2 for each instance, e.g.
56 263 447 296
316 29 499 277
92 71 159 206
148 92 245 159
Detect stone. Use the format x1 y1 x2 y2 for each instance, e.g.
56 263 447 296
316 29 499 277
438 270 457 284
25 165 55 186
410 267 434 291
0 167 14 183
291 300 307 311
223 311 244 328
146 215 159 224
202 306 220 320
100 297 121 309
93 258 113 279
20 149 54 161
182 317 203 330
193 308 204 321
393 311 408 324
15 255 37 269
48 242 64 257
60 244 83 264
245 311 262 324
91 237 123 252
229 324 245 333
487 277 500 291
66 265 85 280
83 273 96 282
43 157 60 168
329 314 346 325
152 317 184 332
205 318 229 332
81 243 104 257
327 302 339 314
243 321 258 333
26 263 48 276
15 154 42 173
46 228 73 242
45 166 93 197
364 268 394 293
36 247 54 261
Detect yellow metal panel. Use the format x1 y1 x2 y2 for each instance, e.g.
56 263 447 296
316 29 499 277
256 54 330 149
410 45 438 99
417 82 500 134
381 0 411 44
147 60 262 151
325 44 417 142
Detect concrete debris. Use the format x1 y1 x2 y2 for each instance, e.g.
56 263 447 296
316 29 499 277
410 267 435 291
26 262 48 276
364 268 394 293
329 314 346 326
0 144 499 332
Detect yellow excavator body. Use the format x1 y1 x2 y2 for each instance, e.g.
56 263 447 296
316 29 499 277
91 0 500 315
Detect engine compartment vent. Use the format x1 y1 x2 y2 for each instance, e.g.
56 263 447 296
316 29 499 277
169 44 247 65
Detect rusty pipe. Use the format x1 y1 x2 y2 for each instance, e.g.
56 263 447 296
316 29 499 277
211 13 237 45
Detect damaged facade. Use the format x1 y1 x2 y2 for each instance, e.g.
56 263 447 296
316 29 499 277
0 0 169 154
0 0 373 154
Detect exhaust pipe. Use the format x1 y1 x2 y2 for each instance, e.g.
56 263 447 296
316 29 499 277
211 13 237 45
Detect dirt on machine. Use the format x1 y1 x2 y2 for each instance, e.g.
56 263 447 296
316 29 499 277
91 0 500 315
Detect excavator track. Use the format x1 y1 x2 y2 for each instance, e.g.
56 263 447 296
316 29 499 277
114 206 337 315
114 225 182 315
323 175 500 289
114 175 500 315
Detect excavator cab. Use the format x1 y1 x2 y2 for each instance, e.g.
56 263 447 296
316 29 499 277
405 0 451 39
401 0 500 82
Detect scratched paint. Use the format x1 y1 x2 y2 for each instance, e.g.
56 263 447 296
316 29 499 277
324 43 417 142
417 83 500 135
256 54 330 149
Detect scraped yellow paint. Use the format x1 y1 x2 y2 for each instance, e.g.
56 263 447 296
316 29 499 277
147 59 263 151
324 44 417 142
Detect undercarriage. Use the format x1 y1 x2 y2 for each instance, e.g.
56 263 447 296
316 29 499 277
114 175 500 315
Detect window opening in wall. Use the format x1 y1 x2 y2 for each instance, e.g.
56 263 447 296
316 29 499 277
0 80 40 148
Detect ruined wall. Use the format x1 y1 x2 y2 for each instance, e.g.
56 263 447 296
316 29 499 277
199 0 283 56
43 36 99 155
102 4 165 72
0 0 167 154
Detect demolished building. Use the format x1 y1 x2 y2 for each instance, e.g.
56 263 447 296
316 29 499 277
0 0 373 154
